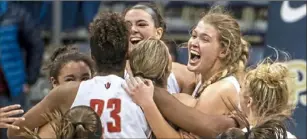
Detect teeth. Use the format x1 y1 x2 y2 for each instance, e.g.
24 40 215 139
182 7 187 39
131 38 141 41
190 50 200 56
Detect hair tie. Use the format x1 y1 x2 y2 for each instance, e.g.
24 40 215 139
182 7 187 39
73 122 84 127
244 126 251 139
244 130 251 139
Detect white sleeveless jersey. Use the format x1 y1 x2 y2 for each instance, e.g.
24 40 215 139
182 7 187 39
125 70 180 94
71 75 151 138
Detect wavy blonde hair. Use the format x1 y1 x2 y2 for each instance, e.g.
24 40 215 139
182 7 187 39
218 97 290 139
244 57 295 119
21 106 102 139
129 38 171 87
195 6 249 97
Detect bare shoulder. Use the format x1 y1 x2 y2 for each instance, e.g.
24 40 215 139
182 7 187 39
171 62 196 94
197 79 239 113
171 62 192 75
205 80 238 98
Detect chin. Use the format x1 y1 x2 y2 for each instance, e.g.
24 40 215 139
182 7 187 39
187 64 197 72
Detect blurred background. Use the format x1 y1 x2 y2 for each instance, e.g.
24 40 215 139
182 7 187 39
0 1 306 138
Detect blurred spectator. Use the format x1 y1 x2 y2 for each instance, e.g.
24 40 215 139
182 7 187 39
0 1 44 138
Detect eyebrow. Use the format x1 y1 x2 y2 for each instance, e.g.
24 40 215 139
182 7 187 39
192 30 212 39
136 19 148 23
64 75 74 78
82 73 90 76
200 33 212 39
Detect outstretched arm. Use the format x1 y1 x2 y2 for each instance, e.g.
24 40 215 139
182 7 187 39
153 86 236 138
7 82 79 138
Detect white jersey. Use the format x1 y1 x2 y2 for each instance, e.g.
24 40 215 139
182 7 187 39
125 70 180 94
71 75 151 138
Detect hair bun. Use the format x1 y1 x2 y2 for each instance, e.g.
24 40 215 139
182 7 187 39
50 45 79 62
255 62 289 88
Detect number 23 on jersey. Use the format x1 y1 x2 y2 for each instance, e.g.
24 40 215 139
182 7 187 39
90 98 121 132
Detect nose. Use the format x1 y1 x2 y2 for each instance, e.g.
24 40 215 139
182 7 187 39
189 38 199 49
131 24 138 34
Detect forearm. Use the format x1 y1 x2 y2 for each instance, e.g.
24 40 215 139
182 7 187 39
153 87 236 137
141 100 180 139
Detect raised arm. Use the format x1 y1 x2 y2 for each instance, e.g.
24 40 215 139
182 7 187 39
153 86 237 138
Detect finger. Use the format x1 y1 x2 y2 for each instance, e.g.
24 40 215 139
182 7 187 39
0 123 20 130
135 77 145 85
121 83 132 95
144 79 154 87
0 104 21 112
125 78 135 90
129 77 138 87
0 109 24 117
0 117 25 123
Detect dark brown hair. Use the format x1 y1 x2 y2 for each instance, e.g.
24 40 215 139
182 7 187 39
45 45 95 83
124 2 166 38
89 12 129 73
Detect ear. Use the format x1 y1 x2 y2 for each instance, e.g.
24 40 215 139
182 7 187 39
218 48 229 59
50 77 59 88
246 96 253 108
155 27 163 39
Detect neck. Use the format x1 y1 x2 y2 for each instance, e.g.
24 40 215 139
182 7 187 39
200 62 222 83
248 111 258 126
97 70 125 78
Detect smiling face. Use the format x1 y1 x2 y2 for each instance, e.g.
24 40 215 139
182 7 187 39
187 20 224 75
124 9 163 51
51 61 92 88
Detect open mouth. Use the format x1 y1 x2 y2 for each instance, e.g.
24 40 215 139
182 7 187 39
190 50 201 61
130 38 142 45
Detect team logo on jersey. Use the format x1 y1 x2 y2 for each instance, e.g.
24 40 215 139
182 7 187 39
105 82 111 89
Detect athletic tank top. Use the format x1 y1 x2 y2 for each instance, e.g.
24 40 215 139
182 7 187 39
71 75 151 138
124 70 180 94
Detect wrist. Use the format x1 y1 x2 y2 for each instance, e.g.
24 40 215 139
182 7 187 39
140 99 155 110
